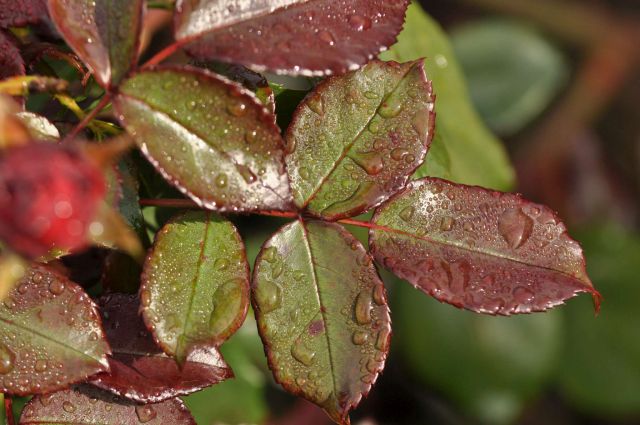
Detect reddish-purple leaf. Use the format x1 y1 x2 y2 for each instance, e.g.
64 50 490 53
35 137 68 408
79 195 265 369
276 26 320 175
114 66 292 212
369 178 600 315
0 0 48 28
286 59 435 220
174 0 410 76
20 385 196 424
0 31 25 81
91 293 233 403
0 264 110 395
47 0 145 87
252 219 391 424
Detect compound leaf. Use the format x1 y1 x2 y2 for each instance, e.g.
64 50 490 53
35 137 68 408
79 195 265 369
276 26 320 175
252 219 391 424
286 59 435 220
140 211 250 364
21 385 196 424
91 294 233 403
115 66 293 212
369 178 599 315
175 0 409 76
48 0 145 87
0 264 110 395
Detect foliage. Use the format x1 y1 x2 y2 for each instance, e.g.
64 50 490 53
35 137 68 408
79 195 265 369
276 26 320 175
0 1 599 424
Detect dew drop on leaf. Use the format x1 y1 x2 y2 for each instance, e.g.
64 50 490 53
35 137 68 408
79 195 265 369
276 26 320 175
135 404 157 423
255 280 282 314
498 207 534 249
352 330 368 345
62 401 76 413
354 290 373 325
0 344 15 374
291 339 316 366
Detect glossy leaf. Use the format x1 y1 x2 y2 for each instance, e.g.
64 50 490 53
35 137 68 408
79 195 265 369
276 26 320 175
0 0 48 28
369 178 599 315
15 112 60 141
21 385 196 424
0 31 25 81
92 294 233 403
286 59 435 220
252 219 391 424
174 0 409 76
452 19 569 135
0 264 110 395
114 66 293 212
141 211 250 363
48 0 145 87
380 3 515 190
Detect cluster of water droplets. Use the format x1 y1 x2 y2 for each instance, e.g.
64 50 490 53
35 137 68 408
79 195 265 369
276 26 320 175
372 180 590 314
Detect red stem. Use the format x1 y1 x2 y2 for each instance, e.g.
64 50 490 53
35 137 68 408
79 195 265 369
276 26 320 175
138 198 378 229
141 39 186 69
65 93 112 142
4 396 14 425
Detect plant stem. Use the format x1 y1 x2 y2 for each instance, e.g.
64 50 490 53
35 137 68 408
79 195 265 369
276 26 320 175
141 40 186 69
138 198 380 229
64 94 112 142
4 395 14 425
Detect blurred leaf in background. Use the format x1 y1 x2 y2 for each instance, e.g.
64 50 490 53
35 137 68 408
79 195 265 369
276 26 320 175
392 279 562 425
451 20 569 136
381 2 515 191
559 223 640 418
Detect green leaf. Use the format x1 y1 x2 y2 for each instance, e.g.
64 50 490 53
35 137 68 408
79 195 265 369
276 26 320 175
370 178 599 315
115 66 293 212
559 224 640 416
21 385 196 424
286 59 435 220
252 219 391 424
393 280 562 424
380 2 515 190
0 264 110 395
141 211 250 363
48 0 145 88
452 19 569 135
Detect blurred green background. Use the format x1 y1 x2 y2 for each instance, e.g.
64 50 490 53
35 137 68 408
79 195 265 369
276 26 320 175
5 0 640 424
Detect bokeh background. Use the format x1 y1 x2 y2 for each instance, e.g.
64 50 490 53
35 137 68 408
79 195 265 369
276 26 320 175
181 1 640 424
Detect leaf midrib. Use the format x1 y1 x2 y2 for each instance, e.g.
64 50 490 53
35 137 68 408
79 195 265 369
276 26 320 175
300 63 416 209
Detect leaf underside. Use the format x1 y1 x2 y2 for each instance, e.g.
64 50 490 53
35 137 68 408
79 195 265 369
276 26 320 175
115 66 293 212
0 0 48 28
141 211 250 364
252 219 391 424
47 0 144 87
20 385 196 424
286 59 435 220
92 294 233 403
0 265 110 395
370 178 600 315
174 0 410 76
0 31 25 81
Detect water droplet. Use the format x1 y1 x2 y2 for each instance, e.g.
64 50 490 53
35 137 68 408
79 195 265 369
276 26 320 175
349 14 372 31
369 118 382 134
399 206 415 222
307 94 324 115
463 222 474 232
299 167 310 181
390 148 409 161
355 290 373 325
140 289 151 307
375 325 391 351
215 173 228 188
237 165 257 184
34 359 47 373
317 30 335 45
0 345 15 374
349 151 384 175
366 358 380 373
440 216 454 231
48 280 65 295
291 340 316 366
245 129 258 143
364 91 378 99
379 98 403 118
513 286 535 304
215 258 229 271
255 280 282 314
352 330 368 345
498 208 534 249
271 262 284 279
62 401 76 413
136 404 157 423
263 247 277 263
412 108 432 141
227 100 247 117
187 100 197 111
372 284 386 305
209 279 244 338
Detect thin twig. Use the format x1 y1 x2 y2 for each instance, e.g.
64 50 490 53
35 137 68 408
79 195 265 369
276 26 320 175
141 40 186 69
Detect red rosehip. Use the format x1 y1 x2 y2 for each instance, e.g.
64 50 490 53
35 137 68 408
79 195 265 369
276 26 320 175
0 143 106 258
